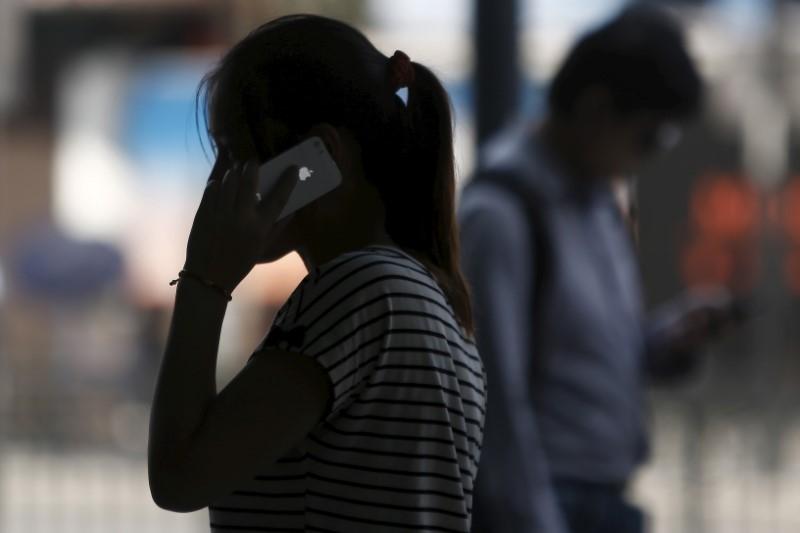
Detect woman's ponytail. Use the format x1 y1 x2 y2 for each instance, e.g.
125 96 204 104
381 57 474 335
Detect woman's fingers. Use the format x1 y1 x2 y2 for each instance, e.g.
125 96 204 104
197 153 232 213
207 151 230 185
235 159 261 212
198 174 221 214
258 165 297 222
219 163 240 212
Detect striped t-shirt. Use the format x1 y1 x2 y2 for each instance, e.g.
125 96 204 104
208 245 487 532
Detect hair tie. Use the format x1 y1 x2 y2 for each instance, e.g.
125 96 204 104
387 50 415 92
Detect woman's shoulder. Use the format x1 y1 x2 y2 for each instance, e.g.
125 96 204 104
287 245 450 326
308 245 437 289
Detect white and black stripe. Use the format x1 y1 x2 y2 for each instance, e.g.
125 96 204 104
209 246 486 532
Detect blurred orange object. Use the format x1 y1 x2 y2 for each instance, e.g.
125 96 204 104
681 173 761 291
690 173 760 241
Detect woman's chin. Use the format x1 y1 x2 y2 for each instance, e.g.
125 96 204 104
257 249 290 264
257 239 297 264
257 220 297 264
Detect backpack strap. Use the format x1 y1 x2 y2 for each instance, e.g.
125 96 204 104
471 164 553 386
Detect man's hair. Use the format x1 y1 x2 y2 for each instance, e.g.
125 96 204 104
548 5 702 119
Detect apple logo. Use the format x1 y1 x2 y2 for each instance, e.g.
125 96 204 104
298 166 314 181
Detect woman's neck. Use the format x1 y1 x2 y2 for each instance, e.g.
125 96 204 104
295 164 397 271
296 225 396 271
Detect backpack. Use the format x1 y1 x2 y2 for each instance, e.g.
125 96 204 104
468 158 554 381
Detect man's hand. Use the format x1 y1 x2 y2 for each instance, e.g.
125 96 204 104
646 286 751 381
660 287 748 354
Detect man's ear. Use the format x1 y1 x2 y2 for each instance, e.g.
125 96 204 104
306 123 344 165
573 86 615 125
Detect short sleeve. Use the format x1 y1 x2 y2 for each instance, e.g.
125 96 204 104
258 251 435 422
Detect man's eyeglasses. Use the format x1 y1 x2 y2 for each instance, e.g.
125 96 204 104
640 121 683 153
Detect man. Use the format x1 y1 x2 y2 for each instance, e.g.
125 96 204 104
460 6 740 533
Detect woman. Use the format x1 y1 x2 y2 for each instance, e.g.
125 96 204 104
148 14 486 533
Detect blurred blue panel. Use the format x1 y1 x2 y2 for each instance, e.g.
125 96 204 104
445 77 545 122
11 223 123 302
121 55 214 184
445 79 473 115
119 62 540 179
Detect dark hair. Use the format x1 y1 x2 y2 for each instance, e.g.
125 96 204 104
548 5 702 119
198 14 474 333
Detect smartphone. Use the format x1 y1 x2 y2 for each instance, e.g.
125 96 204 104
257 136 343 220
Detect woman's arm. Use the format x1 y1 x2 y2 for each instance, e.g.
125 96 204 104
148 278 330 512
148 157 329 512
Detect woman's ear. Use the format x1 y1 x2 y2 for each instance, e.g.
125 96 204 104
306 123 363 188
306 123 344 165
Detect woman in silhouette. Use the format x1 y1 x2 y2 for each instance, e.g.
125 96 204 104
148 14 485 532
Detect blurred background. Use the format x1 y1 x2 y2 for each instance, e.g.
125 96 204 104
1 0 800 531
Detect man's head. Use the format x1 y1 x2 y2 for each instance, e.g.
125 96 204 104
546 5 702 178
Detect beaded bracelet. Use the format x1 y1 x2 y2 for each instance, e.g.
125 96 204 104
169 270 233 301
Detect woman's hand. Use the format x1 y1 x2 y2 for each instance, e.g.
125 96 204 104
183 154 296 294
